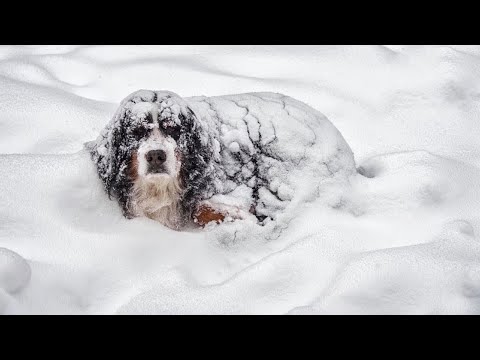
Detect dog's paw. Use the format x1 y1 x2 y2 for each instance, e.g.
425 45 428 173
193 202 251 227
193 204 225 226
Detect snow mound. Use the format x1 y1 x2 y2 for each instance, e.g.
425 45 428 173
88 90 357 230
0 75 116 154
350 150 480 216
188 92 357 221
0 247 31 294
289 220 480 315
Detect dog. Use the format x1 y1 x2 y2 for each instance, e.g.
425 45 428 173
87 90 356 230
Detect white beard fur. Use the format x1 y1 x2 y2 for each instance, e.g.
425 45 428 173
131 174 183 230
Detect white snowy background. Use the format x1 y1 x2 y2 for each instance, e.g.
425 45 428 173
1 45 480 314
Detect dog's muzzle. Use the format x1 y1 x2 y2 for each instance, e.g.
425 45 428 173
146 149 167 174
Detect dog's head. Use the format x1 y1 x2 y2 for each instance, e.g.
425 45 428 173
128 100 182 183
88 90 214 222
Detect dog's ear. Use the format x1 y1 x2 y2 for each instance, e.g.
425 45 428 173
177 105 215 214
88 96 147 216
106 113 134 215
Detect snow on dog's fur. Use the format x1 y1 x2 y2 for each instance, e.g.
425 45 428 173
130 128 183 229
87 90 357 231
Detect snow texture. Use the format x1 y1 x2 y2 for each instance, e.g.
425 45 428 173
0 248 31 294
1 45 480 314
87 89 356 228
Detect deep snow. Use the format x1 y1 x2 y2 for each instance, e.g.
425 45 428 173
1 45 480 314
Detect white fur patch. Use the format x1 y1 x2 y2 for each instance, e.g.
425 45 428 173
131 174 183 229
136 128 179 177
131 127 183 229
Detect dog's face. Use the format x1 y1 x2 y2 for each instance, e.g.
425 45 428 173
137 128 178 177
124 101 183 184
89 90 214 225
133 123 181 183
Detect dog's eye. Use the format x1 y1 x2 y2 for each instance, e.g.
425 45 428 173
166 128 181 140
159 120 180 140
162 126 181 141
131 127 148 138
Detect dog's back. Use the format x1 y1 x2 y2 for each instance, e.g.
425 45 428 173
186 92 357 221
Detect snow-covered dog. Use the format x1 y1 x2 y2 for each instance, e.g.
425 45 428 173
87 90 356 230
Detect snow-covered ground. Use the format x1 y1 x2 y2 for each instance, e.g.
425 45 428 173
1 45 480 314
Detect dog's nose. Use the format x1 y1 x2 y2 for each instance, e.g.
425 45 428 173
146 150 166 165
